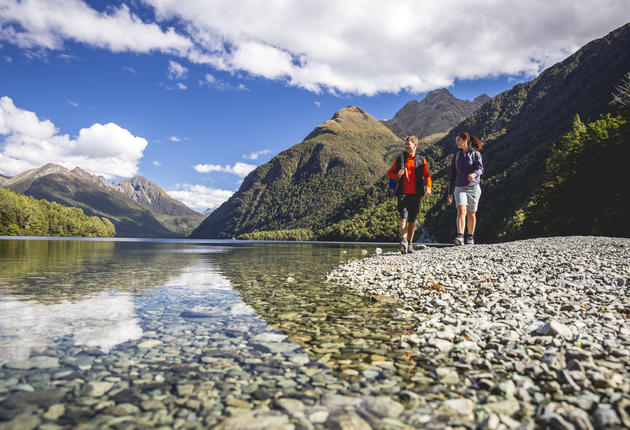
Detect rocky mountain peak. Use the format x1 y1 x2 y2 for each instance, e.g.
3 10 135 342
474 94 491 104
304 106 389 141
382 89 490 140
71 167 113 189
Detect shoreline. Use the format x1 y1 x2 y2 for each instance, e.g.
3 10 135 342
327 236 630 428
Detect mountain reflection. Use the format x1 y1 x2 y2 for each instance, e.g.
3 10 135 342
0 239 210 362
0 240 201 304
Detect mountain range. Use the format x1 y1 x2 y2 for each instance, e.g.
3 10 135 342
3 24 628 241
192 22 630 242
0 165 204 237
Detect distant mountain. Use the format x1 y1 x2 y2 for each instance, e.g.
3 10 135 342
113 176 198 217
112 175 204 235
202 208 213 217
190 106 402 238
1 164 202 237
382 88 489 140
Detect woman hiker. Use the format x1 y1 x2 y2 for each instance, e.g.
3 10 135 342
447 132 484 245
387 135 432 254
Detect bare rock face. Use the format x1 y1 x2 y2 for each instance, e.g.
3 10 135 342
113 176 198 217
71 167 113 190
382 88 489 140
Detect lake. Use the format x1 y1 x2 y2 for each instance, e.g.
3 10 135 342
0 238 424 428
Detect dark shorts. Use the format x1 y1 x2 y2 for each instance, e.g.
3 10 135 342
397 194 421 223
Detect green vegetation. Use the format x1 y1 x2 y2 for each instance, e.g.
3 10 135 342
237 228 315 241
502 112 630 239
0 187 115 237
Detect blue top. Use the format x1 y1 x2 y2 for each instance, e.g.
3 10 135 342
448 149 483 194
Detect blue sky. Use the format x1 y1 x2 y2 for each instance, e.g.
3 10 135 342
1 1 627 212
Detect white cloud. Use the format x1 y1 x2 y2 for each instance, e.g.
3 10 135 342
167 60 187 80
1 0 628 95
165 183 233 212
0 96 147 178
122 66 137 74
67 99 78 107
169 135 181 142
153 160 161 166
314 101 321 107
144 0 630 95
243 149 270 160
199 73 247 91
0 0 192 54
194 161 256 178
176 82 187 90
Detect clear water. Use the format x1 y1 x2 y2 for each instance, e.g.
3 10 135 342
0 238 412 376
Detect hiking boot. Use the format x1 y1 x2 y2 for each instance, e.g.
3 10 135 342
454 235 464 246
399 241 408 254
466 235 474 245
407 243 414 254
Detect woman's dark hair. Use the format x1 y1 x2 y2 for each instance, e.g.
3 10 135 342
457 132 483 151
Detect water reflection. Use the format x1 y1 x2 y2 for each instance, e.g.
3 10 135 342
0 240 414 378
0 239 431 428
0 240 205 362
0 292 142 361
0 240 201 304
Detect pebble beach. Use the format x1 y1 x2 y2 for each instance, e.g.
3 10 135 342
326 236 630 429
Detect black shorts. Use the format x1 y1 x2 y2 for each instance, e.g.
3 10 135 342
397 194 421 223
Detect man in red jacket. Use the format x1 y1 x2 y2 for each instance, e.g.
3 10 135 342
386 135 432 254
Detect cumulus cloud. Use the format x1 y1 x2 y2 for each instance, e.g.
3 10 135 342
153 160 161 166
169 135 181 142
167 60 187 80
176 82 187 90
165 183 233 212
0 0 192 54
0 96 147 178
144 0 630 95
193 162 256 178
1 0 628 95
243 149 270 160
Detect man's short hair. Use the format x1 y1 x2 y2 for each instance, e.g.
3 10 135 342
405 135 419 145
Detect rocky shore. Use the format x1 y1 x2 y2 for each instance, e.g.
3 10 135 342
327 236 630 429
